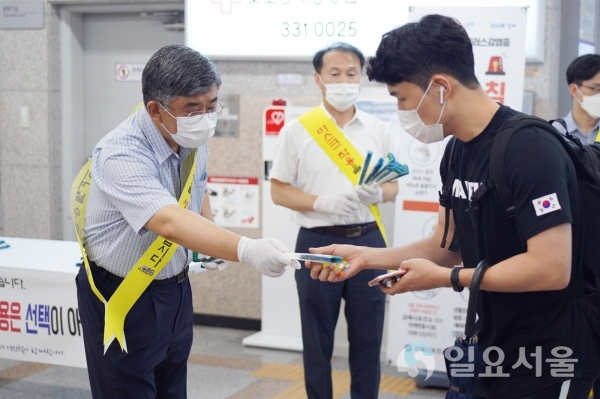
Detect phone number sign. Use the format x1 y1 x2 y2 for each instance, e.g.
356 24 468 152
186 0 402 59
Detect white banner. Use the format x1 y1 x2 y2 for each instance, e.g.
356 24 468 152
0 238 85 368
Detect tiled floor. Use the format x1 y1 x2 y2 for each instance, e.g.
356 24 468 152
0 326 448 399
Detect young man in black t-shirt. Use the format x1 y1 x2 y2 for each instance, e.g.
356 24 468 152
306 14 600 399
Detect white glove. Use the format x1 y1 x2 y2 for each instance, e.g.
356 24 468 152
237 236 300 277
313 192 360 216
194 255 228 271
355 185 383 205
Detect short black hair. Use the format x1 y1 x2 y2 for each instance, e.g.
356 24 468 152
313 42 365 73
367 14 479 90
142 44 221 106
566 54 600 85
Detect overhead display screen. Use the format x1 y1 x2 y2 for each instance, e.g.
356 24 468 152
185 0 403 59
186 0 542 61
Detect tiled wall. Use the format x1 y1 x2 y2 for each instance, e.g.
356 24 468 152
0 4 61 239
0 0 563 319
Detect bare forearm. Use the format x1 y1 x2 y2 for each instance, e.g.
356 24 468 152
271 179 317 212
374 224 574 297
457 224 572 292
454 253 569 293
361 205 461 270
145 205 241 261
364 235 461 270
380 181 399 203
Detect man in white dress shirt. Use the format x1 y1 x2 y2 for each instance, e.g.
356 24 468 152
270 43 400 399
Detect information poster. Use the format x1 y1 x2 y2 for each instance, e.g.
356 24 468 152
207 176 260 228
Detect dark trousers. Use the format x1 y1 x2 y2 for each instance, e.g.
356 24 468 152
295 227 386 399
475 379 595 399
76 265 193 399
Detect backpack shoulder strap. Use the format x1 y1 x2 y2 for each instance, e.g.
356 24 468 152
471 114 563 217
440 137 460 252
549 118 585 148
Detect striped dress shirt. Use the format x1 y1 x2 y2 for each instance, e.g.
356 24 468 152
83 107 208 279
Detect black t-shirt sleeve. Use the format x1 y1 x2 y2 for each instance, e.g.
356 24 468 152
504 127 573 241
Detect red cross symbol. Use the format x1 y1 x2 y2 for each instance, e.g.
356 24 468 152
212 0 241 13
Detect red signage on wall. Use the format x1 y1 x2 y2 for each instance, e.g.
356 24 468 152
207 176 259 185
265 108 286 135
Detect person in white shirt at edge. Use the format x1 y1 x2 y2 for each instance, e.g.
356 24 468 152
269 42 401 399
557 57 600 399
559 54 600 144
77 44 299 399
562 52 600 399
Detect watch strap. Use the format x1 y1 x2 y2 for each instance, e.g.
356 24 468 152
451 265 464 292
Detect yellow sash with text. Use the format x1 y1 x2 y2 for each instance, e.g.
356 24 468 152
298 107 388 246
70 149 197 353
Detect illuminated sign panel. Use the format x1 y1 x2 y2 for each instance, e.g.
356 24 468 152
185 1 543 62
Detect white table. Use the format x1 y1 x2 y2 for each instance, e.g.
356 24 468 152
0 237 86 367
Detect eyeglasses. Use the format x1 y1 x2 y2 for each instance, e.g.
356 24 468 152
579 85 600 95
160 102 223 121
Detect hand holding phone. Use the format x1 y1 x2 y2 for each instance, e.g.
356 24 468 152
368 270 405 288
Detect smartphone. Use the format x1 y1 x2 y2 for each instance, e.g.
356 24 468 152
368 270 404 287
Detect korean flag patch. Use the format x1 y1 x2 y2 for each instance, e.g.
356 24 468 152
532 193 561 216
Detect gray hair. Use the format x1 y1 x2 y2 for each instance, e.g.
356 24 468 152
142 44 222 105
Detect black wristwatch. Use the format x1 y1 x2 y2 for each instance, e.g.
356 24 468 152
451 265 464 292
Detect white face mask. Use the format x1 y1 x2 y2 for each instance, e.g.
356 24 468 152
318 75 360 112
397 81 446 144
160 104 217 148
576 86 600 119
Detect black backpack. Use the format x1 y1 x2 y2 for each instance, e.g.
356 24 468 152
439 114 600 340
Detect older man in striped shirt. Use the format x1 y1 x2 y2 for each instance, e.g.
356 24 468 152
76 44 299 399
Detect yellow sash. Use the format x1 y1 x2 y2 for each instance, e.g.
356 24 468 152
71 148 198 353
298 107 388 246
595 127 600 142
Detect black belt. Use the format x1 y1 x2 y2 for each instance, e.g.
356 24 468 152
308 222 378 238
87 260 189 286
